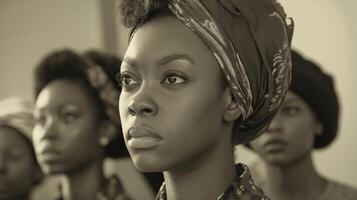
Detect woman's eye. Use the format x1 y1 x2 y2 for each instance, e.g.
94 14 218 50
63 113 77 124
7 151 23 161
282 106 300 116
35 115 46 126
120 74 139 87
163 74 187 84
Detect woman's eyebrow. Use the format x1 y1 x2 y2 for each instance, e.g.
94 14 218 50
158 54 195 66
122 57 138 68
122 54 195 69
58 102 78 111
283 98 298 105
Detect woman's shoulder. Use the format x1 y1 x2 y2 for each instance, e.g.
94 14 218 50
319 179 357 200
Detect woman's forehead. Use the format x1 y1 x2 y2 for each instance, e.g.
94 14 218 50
35 79 93 112
0 126 29 150
125 16 214 66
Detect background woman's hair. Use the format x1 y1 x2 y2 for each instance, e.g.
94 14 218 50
34 49 128 158
290 50 339 149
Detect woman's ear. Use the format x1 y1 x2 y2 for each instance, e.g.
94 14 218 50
99 120 117 146
223 88 241 122
33 165 44 185
315 121 324 136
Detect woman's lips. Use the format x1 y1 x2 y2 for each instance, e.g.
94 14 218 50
37 147 61 163
263 139 287 153
127 127 161 149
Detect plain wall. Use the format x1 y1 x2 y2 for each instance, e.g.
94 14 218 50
236 0 357 188
0 0 105 100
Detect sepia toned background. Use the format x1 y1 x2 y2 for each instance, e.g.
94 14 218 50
0 0 356 198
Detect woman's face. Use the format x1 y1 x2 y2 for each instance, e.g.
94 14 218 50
0 127 38 199
250 91 321 166
33 79 103 175
119 16 231 172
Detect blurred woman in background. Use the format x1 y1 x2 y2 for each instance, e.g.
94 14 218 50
248 50 357 200
0 97 43 200
32 49 133 200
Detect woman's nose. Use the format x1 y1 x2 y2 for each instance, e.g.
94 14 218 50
127 88 158 117
41 117 58 140
266 115 283 133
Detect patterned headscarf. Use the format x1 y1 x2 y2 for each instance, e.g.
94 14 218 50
84 63 121 127
166 0 294 144
0 97 35 141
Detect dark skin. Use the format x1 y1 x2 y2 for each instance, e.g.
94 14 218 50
33 79 116 200
119 16 241 200
0 126 41 200
250 92 327 200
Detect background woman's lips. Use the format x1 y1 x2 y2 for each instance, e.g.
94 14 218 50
263 139 287 153
37 146 61 163
39 152 61 164
38 144 60 155
127 127 161 149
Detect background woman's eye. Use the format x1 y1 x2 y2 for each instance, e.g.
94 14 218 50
63 113 77 123
8 152 22 161
163 74 186 84
282 105 300 116
35 115 46 126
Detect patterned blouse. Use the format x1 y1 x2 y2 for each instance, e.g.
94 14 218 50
155 163 270 200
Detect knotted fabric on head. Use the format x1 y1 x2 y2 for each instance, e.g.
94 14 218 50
166 0 294 144
0 97 35 141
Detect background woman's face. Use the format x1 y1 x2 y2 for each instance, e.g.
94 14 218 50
0 127 38 199
33 79 103 175
119 16 229 172
250 91 320 166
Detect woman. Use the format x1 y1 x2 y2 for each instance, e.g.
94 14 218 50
248 50 357 200
0 97 43 200
118 0 294 199
32 50 132 200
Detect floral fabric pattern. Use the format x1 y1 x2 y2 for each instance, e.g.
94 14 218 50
155 163 270 200
84 64 121 126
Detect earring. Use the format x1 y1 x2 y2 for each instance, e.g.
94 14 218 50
99 136 109 146
315 125 324 136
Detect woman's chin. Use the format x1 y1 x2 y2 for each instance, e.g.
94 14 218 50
40 163 66 175
131 155 168 173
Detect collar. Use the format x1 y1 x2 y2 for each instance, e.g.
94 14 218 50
155 163 270 200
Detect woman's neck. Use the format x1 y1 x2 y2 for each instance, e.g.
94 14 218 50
163 133 236 200
261 153 327 200
61 159 105 200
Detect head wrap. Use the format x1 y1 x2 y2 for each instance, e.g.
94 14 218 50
84 63 121 127
165 0 293 144
0 97 35 141
290 50 339 149
82 53 129 158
